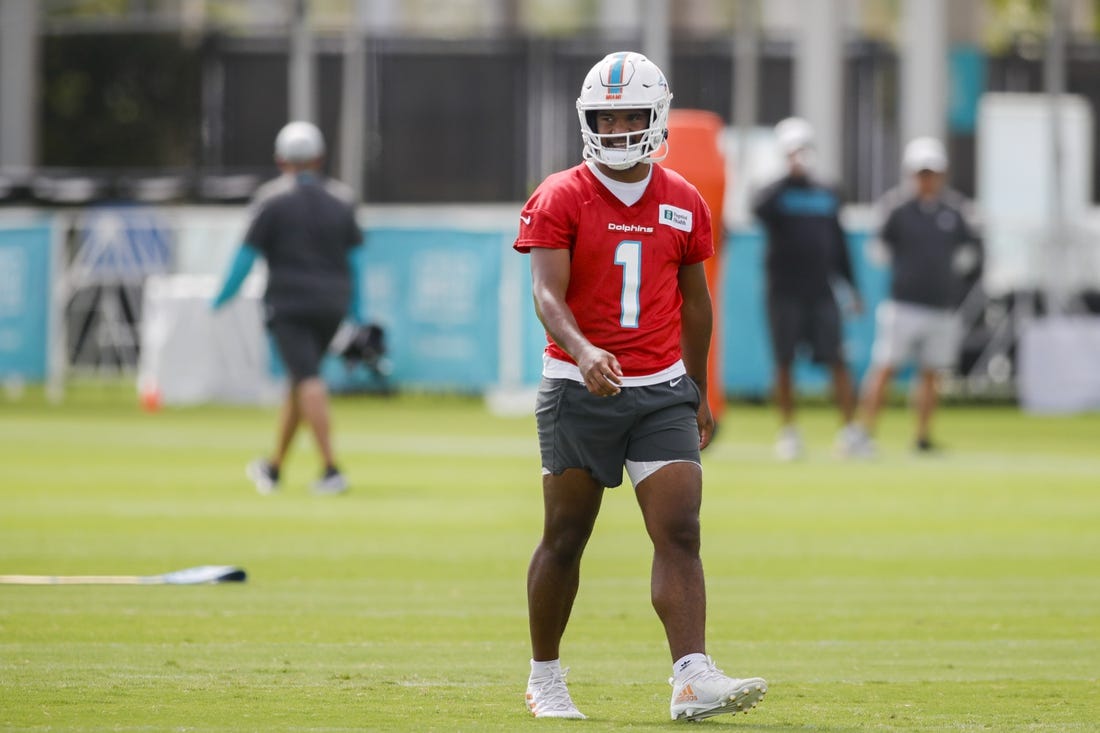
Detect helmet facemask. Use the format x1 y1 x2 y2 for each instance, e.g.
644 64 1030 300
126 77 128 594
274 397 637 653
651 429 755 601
580 108 669 170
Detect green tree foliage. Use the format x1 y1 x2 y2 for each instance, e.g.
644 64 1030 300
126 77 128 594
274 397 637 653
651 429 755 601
40 33 201 168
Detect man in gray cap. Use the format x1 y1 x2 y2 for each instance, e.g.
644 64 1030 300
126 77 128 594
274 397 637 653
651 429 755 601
213 121 364 494
857 137 981 454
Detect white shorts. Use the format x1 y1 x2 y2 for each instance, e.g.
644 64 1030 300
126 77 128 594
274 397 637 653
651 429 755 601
871 300 960 371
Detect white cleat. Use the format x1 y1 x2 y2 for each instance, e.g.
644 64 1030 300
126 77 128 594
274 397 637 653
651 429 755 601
669 656 767 721
526 667 587 720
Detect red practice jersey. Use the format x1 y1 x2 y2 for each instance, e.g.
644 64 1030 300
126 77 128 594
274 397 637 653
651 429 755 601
514 163 714 376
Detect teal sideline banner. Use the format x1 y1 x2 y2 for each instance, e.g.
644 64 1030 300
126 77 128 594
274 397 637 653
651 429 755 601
0 225 55 383
2 216 888 397
324 227 505 392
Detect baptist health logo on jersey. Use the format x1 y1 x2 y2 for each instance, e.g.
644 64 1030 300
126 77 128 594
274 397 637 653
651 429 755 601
659 204 693 232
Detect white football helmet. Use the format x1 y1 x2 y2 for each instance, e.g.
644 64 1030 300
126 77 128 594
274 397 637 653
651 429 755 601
576 52 671 170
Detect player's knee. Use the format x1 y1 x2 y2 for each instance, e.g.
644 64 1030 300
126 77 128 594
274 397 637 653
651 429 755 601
540 522 592 565
654 515 700 555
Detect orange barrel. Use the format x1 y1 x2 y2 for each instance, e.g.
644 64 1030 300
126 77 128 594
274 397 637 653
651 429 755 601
662 109 727 426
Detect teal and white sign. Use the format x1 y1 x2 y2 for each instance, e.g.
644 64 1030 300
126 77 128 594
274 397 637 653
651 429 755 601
0 225 58 383
324 227 507 392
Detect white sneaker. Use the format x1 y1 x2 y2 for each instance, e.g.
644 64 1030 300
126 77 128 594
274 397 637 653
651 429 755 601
245 459 278 495
836 424 875 459
669 656 766 721
525 667 586 719
311 468 348 495
774 426 803 461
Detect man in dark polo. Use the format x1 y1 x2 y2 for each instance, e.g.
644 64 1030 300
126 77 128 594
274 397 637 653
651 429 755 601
753 117 864 461
213 121 363 494
858 136 981 454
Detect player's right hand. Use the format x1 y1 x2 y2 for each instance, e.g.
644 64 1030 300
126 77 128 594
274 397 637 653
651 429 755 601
577 347 623 397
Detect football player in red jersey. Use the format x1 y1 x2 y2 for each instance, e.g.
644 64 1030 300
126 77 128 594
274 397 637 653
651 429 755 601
514 52 766 722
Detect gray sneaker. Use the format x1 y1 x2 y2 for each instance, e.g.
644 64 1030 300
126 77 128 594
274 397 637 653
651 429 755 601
312 468 348 495
837 424 876 459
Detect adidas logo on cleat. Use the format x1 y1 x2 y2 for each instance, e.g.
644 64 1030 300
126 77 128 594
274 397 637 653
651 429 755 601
673 684 697 705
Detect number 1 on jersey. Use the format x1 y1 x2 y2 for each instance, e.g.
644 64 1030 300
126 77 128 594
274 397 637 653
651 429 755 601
614 240 641 328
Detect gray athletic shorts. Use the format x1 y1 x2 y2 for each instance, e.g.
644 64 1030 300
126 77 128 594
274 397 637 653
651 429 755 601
535 376 702 489
767 293 843 366
267 311 343 383
871 299 960 370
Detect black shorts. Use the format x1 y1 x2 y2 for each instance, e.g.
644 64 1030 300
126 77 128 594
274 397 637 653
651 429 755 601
267 312 343 382
767 294 843 366
535 376 702 489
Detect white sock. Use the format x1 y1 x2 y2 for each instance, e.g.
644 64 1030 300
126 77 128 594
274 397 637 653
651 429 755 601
530 658 561 679
672 652 709 680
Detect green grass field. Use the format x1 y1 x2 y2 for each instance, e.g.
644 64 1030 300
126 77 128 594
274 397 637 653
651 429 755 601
2 383 1098 731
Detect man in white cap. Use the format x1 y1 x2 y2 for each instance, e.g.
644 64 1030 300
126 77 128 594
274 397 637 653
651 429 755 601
753 117 864 461
857 136 981 453
212 121 364 494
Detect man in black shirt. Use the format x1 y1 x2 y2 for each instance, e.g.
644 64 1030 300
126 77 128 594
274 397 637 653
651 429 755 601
213 121 364 493
753 117 863 461
858 137 980 453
